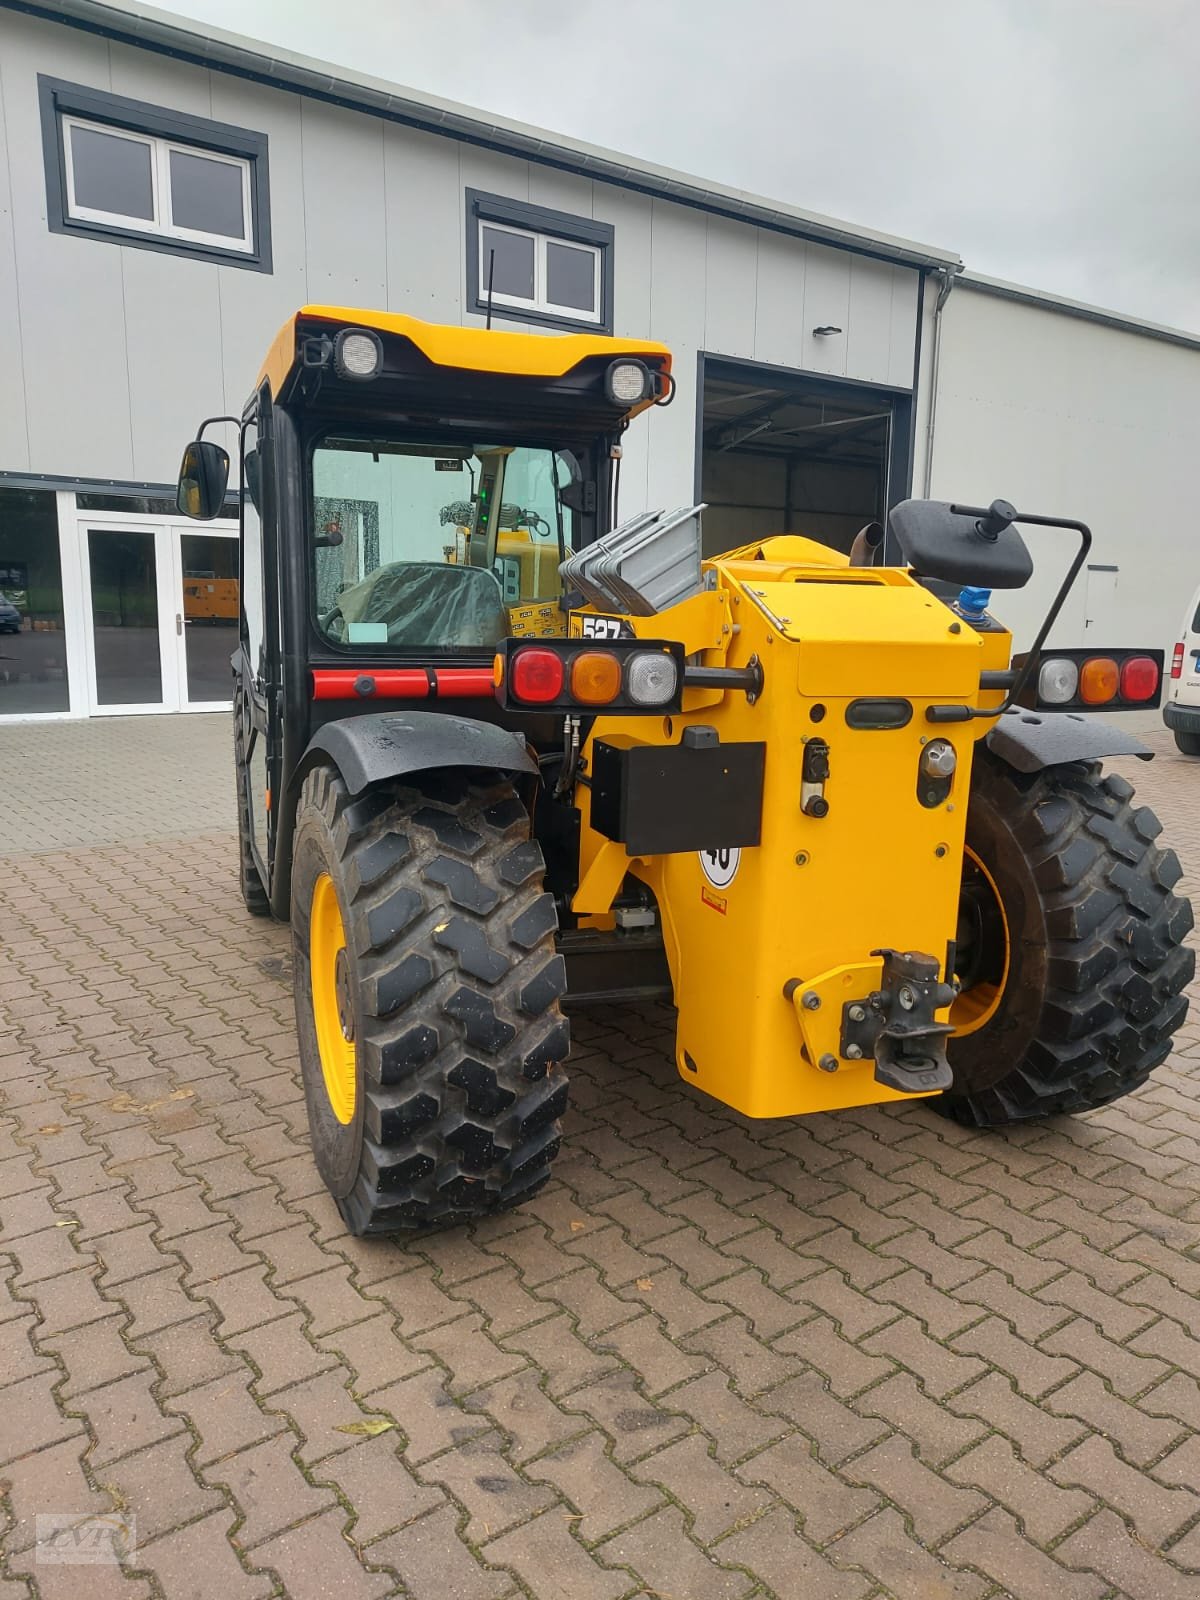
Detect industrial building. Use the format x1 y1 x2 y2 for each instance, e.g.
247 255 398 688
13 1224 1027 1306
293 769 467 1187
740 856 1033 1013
1 0 1197 720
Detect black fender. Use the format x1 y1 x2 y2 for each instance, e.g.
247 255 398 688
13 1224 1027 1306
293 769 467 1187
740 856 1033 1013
270 710 537 919
986 707 1153 775
297 709 537 797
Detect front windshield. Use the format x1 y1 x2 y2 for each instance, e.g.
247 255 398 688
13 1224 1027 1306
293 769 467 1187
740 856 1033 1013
312 437 579 650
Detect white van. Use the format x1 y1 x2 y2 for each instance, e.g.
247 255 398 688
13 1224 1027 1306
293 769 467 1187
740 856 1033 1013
1164 582 1200 755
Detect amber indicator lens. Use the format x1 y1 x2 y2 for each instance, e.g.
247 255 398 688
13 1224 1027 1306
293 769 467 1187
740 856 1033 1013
569 650 623 704
1079 657 1120 704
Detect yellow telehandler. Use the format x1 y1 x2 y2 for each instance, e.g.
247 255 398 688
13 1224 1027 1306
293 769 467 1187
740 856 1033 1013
176 306 1193 1233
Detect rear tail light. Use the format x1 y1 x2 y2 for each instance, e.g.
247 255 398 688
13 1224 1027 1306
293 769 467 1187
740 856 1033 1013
497 639 684 715
1038 657 1079 705
1171 642 1185 679
1079 657 1119 704
1119 655 1159 702
509 647 564 704
1030 648 1164 712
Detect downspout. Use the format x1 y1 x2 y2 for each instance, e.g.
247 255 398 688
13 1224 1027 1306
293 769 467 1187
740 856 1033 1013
922 266 957 496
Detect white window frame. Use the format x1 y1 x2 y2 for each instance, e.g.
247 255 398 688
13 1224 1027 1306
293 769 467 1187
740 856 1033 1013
478 218 602 325
61 114 254 255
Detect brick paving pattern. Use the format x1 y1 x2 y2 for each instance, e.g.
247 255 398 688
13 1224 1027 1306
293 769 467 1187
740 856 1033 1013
1 712 1199 1598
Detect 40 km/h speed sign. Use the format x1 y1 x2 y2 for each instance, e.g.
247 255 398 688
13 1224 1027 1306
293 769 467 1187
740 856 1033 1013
699 846 741 889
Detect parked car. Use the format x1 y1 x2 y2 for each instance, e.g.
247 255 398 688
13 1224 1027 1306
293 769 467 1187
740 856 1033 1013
1164 581 1200 756
0 597 22 634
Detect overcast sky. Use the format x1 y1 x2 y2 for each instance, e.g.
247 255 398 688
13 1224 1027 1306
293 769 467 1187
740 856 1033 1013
158 0 1200 331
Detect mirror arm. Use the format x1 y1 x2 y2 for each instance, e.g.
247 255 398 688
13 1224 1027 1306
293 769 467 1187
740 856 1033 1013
197 415 241 441
925 510 1093 724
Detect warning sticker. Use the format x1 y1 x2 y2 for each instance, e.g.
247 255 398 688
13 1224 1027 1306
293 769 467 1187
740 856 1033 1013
699 847 741 889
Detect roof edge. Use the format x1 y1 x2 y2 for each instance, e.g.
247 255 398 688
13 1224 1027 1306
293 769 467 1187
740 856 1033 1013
959 271 1200 353
4 0 962 273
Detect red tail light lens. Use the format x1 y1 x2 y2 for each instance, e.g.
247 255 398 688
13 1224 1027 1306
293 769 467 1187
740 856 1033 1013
1171 642 1185 679
510 647 565 703
1120 655 1159 702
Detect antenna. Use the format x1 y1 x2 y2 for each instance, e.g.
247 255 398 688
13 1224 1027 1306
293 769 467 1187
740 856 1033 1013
485 248 496 331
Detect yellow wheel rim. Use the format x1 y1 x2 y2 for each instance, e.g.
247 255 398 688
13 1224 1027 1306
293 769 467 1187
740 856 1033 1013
951 844 1011 1037
310 872 357 1124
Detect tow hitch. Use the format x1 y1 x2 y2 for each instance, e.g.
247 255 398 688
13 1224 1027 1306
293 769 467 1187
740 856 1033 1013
840 948 956 1094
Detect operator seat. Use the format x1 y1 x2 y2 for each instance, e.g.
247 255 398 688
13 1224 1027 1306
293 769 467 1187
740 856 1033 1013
328 561 509 648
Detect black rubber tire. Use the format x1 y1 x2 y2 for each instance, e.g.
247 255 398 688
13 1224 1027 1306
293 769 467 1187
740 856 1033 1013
938 747 1194 1127
234 711 271 918
291 764 570 1234
1174 729 1200 758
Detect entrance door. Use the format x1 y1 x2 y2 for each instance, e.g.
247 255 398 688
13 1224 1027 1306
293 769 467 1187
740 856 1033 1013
172 527 239 710
80 518 239 714
82 524 174 713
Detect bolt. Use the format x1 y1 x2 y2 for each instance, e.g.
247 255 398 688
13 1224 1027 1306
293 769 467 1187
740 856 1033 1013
848 1004 867 1023
794 851 809 866
934 843 948 858
844 1043 863 1060
949 621 962 633
898 985 916 1011
818 1053 839 1073
801 990 821 1011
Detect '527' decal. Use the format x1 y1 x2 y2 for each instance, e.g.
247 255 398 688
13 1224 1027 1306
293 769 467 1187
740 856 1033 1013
569 613 634 640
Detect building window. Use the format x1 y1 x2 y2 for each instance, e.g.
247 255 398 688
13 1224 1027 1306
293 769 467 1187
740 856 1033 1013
466 190 613 333
0 489 70 716
40 77 271 271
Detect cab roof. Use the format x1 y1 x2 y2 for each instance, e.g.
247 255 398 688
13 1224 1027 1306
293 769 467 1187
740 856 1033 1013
258 306 672 411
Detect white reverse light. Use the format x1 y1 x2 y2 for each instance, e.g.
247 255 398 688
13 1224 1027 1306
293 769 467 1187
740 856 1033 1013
626 650 678 705
1038 657 1080 704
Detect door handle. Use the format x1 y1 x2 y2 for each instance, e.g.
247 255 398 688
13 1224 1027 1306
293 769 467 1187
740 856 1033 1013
175 613 183 636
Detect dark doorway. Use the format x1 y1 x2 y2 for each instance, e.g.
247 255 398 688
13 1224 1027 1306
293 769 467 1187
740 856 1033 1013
697 356 913 558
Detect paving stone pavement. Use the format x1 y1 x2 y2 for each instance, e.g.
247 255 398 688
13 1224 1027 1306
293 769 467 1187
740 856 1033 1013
1 712 1199 1599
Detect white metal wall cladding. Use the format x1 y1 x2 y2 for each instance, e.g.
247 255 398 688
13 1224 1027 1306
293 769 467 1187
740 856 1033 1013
929 285 1200 657
0 8 920 502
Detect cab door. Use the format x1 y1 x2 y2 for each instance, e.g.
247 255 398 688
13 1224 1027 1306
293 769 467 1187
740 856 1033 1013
236 399 279 890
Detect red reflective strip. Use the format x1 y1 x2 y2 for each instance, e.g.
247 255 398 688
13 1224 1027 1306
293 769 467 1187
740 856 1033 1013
311 667 497 701
311 669 430 701
433 668 497 698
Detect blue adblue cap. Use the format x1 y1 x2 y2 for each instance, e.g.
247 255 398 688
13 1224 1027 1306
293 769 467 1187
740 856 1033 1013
957 586 992 618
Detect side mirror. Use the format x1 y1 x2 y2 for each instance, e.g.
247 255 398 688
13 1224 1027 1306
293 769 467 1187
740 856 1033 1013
176 440 230 521
888 497 1033 589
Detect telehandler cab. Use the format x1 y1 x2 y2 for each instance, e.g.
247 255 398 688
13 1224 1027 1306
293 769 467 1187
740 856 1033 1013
177 306 1194 1235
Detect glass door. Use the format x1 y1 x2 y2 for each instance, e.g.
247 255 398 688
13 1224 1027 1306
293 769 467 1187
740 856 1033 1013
171 527 239 710
82 524 176 713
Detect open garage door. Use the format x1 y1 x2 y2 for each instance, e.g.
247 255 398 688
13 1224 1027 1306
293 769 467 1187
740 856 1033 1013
698 357 913 558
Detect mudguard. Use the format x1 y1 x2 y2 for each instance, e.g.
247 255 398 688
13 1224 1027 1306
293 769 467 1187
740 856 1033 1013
300 710 536 796
986 706 1153 775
